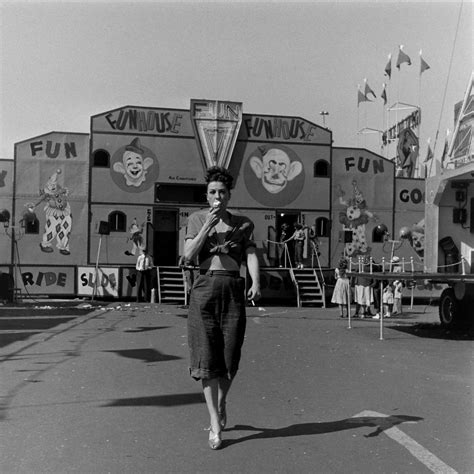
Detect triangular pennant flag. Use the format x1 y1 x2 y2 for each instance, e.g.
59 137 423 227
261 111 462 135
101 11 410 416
423 138 434 163
384 54 392 79
440 130 450 168
364 79 377 99
396 45 411 69
419 50 431 75
381 83 387 105
357 85 371 106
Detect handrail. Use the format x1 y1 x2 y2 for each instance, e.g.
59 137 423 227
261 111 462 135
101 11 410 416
267 239 293 268
310 240 325 284
288 268 300 307
156 267 162 303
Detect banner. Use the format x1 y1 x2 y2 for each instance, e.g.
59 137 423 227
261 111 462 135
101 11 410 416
77 266 119 297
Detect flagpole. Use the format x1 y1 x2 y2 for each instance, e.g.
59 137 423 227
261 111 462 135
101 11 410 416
427 138 435 177
417 50 423 178
357 96 360 148
417 60 421 177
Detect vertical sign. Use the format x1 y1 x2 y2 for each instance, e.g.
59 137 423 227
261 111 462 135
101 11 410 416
190 99 242 170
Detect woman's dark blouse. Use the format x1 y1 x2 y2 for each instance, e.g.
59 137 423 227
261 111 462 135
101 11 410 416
185 210 256 267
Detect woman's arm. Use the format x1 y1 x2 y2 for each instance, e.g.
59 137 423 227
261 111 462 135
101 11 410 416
183 209 220 261
246 246 261 302
282 232 295 244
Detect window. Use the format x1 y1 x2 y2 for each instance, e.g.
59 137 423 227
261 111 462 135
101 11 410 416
315 217 329 237
155 183 207 204
93 149 110 167
108 211 126 232
313 159 329 177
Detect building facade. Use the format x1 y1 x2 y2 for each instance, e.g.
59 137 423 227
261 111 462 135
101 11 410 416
0 99 427 300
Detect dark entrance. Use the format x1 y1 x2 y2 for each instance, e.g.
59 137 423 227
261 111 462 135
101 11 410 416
153 209 178 266
275 211 300 267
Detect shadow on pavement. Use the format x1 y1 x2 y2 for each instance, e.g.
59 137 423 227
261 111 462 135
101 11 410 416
0 303 104 318
225 414 423 447
103 348 182 363
104 392 204 407
123 326 170 332
388 323 474 341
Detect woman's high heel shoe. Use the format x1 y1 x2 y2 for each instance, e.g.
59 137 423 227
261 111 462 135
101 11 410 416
208 429 222 450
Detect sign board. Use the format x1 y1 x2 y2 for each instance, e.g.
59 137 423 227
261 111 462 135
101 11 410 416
77 266 119 297
17 266 75 295
190 99 243 170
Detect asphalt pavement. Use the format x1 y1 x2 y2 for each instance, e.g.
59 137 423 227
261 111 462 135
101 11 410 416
0 300 472 473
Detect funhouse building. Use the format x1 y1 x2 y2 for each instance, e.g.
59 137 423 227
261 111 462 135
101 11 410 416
0 99 426 304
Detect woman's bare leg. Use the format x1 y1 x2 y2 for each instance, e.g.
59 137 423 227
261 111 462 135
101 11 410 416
218 377 232 426
202 378 220 434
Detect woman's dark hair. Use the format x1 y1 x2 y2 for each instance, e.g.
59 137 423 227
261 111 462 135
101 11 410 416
205 166 234 190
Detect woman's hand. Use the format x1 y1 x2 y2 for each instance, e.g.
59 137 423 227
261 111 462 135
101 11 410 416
204 206 222 230
247 284 261 303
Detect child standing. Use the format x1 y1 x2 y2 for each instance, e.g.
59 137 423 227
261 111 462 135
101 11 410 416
382 283 394 317
331 259 351 318
393 279 403 315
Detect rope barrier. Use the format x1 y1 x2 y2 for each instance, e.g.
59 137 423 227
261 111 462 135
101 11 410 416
345 255 468 275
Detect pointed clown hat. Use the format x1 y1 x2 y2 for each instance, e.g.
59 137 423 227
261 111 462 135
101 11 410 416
45 169 62 191
125 137 144 154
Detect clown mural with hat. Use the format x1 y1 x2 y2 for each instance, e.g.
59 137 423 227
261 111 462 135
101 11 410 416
337 179 377 258
37 169 72 255
112 137 154 188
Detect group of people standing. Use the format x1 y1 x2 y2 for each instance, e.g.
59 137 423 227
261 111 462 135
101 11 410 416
277 222 319 269
331 255 404 319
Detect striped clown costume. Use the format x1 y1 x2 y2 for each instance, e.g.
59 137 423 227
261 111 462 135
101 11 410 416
39 169 72 255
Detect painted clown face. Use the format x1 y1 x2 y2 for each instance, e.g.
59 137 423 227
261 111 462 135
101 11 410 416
250 149 302 194
113 149 154 187
411 231 425 254
346 205 361 221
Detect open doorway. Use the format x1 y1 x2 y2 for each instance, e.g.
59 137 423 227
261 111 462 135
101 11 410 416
153 209 178 266
275 211 300 267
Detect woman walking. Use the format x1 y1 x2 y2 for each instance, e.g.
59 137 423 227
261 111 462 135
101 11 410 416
184 166 260 450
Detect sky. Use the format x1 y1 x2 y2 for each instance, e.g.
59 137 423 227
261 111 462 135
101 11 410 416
0 0 472 166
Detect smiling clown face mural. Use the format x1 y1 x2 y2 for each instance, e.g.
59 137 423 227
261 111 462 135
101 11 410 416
111 137 159 192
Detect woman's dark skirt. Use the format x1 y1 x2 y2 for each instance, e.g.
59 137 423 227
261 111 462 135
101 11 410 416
187 273 246 381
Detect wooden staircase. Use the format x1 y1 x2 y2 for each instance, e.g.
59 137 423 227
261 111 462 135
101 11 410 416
157 266 188 305
290 268 325 307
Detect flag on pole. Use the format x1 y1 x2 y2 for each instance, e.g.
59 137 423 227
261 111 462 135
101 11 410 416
364 78 376 99
419 50 431 75
423 138 434 163
441 130 450 167
396 45 411 69
384 54 392 79
357 84 371 106
381 83 387 105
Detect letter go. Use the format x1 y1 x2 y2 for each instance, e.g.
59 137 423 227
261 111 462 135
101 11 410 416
400 188 424 204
